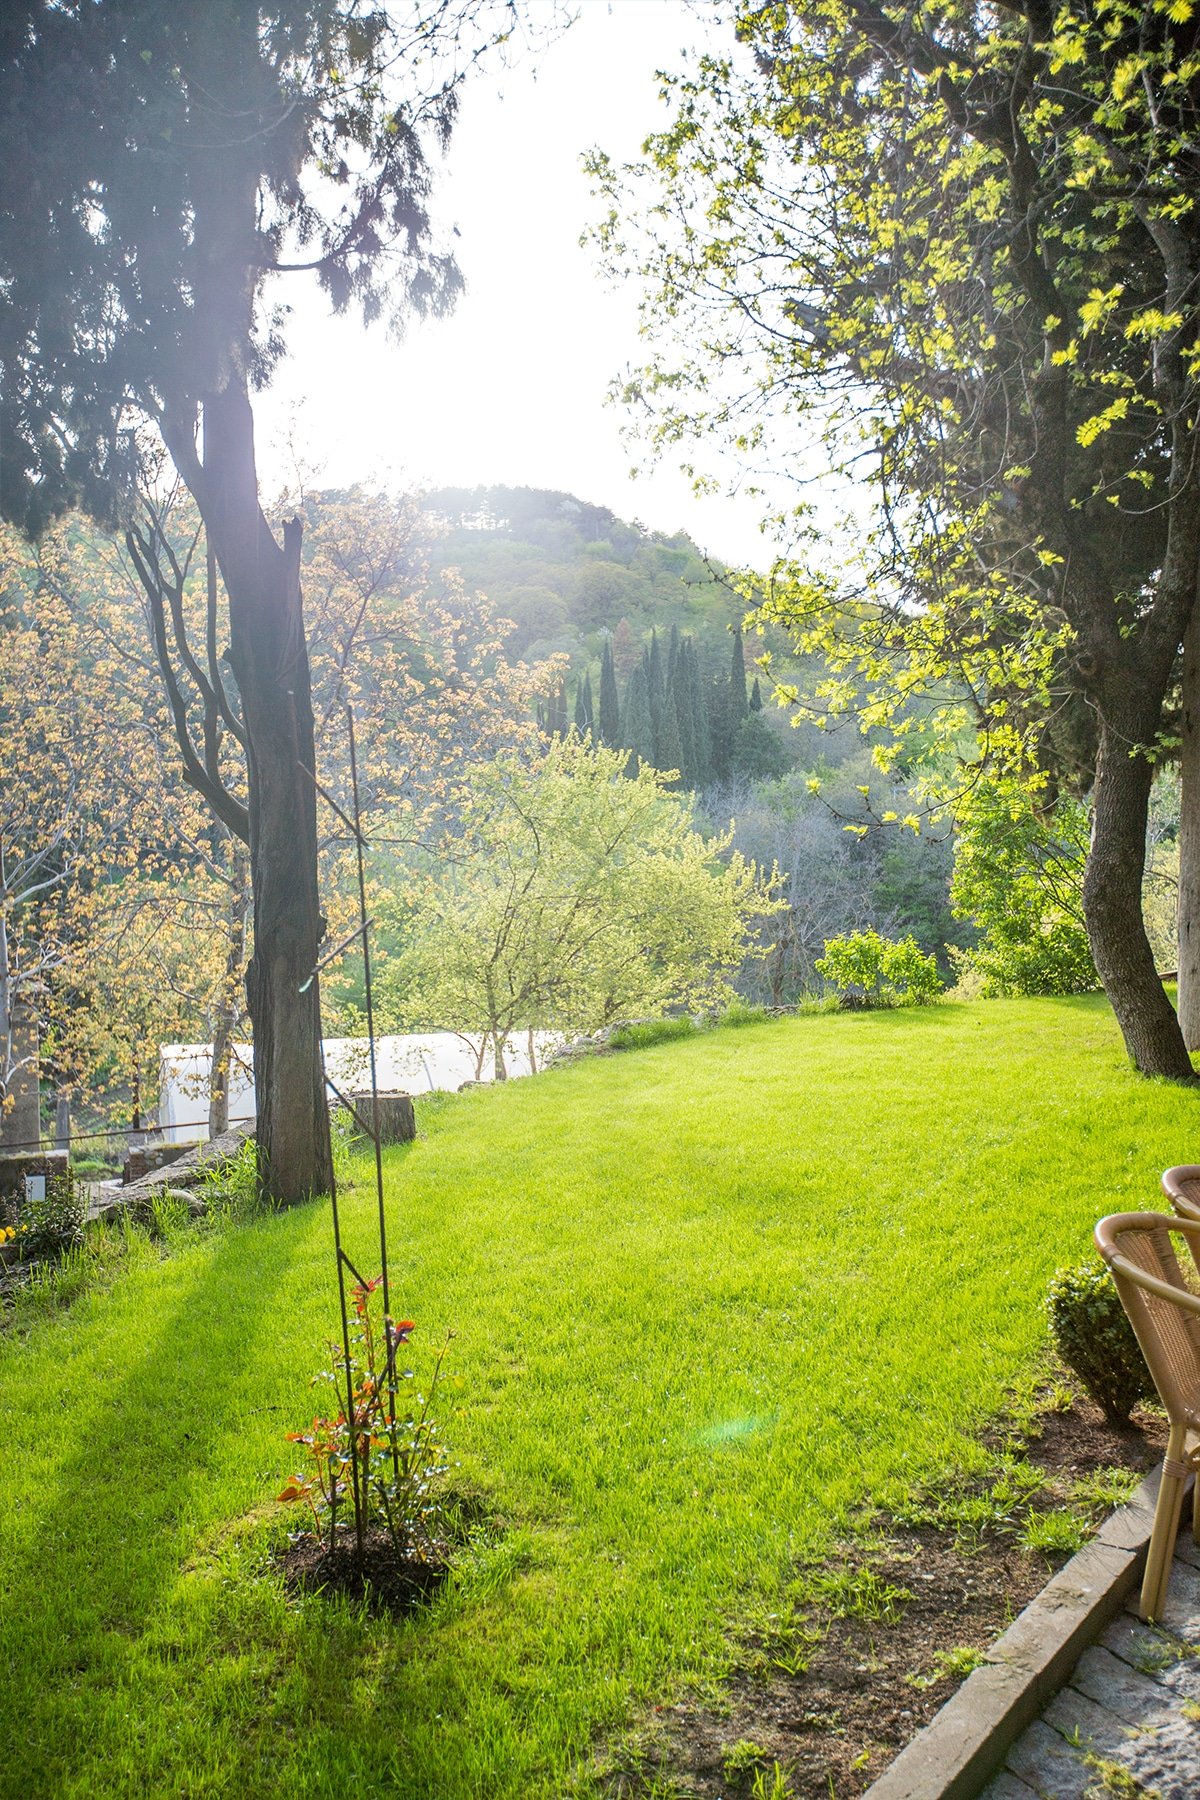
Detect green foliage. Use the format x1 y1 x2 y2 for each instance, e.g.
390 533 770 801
608 1017 698 1052
196 1139 268 1226
17 1173 85 1262
722 1739 773 1780
279 1279 451 1561
816 930 941 1007
951 780 1097 997
806 1563 911 1626
1046 1262 1154 1426
906 1644 986 1690
384 736 779 1062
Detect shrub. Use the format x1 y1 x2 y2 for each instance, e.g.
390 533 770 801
1046 1261 1154 1424
816 930 942 1007
279 1276 452 1560
17 1172 85 1262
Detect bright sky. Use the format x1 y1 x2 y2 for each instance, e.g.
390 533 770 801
258 0 784 567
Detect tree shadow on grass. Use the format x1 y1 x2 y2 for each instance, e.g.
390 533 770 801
0 1211 324 1793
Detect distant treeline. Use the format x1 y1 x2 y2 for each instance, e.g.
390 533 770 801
537 622 789 788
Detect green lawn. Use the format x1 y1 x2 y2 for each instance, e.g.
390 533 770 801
2 996 1196 1798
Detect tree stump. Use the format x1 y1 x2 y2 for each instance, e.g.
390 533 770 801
339 1092 416 1146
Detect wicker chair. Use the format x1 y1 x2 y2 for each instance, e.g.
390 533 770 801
1094 1210 1200 1621
1161 1165 1200 1222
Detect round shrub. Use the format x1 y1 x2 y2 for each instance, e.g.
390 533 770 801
1046 1260 1155 1425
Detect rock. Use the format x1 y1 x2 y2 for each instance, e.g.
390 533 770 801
123 1141 199 1186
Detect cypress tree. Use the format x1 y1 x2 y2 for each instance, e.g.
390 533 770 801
574 675 590 735
658 676 684 783
750 676 763 712
646 629 666 766
729 623 748 726
671 639 696 787
667 622 681 694
708 673 734 781
555 677 570 738
599 638 620 746
582 671 595 734
619 662 654 774
686 639 712 786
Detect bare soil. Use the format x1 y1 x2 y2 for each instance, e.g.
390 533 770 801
605 1394 1166 1800
277 1523 450 1615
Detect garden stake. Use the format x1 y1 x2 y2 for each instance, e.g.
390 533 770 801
298 700 400 1559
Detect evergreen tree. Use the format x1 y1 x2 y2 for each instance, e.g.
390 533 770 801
671 643 696 787
599 638 621 746
646 629 666 767
554 677 570 739
581 671 595 735
686 639 712 786
619 663 655 774
658 676 684 783
574 674 591 735
731 710 788 781
750 676 763 712
729 624 748 727
667 623 681 694
708 674 734 781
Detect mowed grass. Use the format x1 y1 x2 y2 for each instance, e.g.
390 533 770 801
2 996 1197 1798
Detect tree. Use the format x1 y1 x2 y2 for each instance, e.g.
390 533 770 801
384 737 776 1073
598 638 621 746
592 0 1200 1080
949 777 1096 997
0 0 517 1198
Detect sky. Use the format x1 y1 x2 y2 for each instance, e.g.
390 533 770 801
258 0 786 567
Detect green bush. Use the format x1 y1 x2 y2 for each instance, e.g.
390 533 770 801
815 930 942 1007
1046 1261 1154 1424
18 1173 86 1262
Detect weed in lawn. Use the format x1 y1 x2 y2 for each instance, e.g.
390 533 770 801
905 1644 987 1689
749 1763 795 1800
893 1452 1050 1546
807 1564 911 1626
1019 1506 1089 1556
721 1737 771 1780
1128 1631 1195 1677
1068 1466 1140 1514
1081 1751 1152 1797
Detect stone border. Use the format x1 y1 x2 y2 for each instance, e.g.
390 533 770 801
863 1468 1178 1800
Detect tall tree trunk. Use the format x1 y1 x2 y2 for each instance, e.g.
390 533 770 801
1178 610 1200 1046
201 382 334 1202
1084 709 1194 1080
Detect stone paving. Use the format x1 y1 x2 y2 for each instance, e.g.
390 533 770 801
979 1536 1200 1799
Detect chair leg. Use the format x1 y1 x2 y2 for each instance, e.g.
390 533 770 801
1141 1423 1188 1623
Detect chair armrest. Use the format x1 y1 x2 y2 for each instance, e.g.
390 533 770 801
1108 1253 1200 1316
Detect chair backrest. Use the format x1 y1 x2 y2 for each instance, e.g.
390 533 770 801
1094 1211 1200 1425
1162 1165 1200 1222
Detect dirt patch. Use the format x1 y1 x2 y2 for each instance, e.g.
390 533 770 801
277 1523 450 1616
606 1394 1165 1799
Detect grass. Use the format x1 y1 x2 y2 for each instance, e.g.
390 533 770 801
1 994 1196 1798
